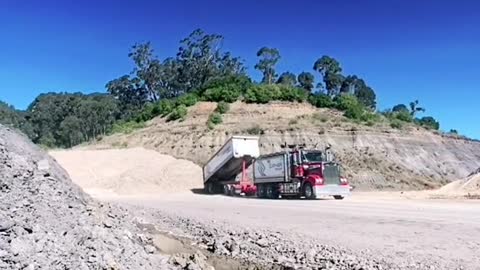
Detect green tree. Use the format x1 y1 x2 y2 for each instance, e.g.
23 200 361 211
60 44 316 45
409 100 425 116
129 42 164 101
416 116 439 130
277 72 297 86
313 56 344 96
297 72 315 93
255 47 280 84
26 93 119 147
106 75 147 119
340 75 376 109
392 104 409 113
0 101 23 127
176 29 245 93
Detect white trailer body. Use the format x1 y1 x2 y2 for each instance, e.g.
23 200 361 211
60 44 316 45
253 153 289 183
203 136 260 185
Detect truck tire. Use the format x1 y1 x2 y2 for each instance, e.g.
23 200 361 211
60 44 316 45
205 182 216 194
333 195 344 200
266 184 278 199
303 183 316 199
257 184 266 198
223 185 230 196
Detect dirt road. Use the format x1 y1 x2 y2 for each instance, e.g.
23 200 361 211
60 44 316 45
105 193 480 269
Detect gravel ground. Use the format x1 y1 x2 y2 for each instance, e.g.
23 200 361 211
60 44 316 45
131 205 401 270
107 193 479 270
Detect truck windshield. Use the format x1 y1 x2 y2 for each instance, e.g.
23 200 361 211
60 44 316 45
302 151 323 163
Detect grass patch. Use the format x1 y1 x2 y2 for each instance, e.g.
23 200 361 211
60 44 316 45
215 101 230 114
245 125 264 135
111 121 146 134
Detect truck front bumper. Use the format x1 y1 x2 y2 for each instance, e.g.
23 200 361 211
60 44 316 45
314 184 351 197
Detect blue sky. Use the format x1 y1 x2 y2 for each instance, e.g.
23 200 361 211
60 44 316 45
0 0 479 138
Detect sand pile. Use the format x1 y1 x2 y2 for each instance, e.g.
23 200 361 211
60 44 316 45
436 168 480 197
50 148 203 197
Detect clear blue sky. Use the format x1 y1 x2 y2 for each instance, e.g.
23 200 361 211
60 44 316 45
0 0 479 138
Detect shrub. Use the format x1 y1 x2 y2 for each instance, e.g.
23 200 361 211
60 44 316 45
366 120 375 127
215 101 230 114
176 93 198 107
208 112 223 125
200 75 253 96
207 121 215 130
394 110 413 122
289 119 298 125
278 85 308 102
246 125 264 135
390 119 403 129
334 95 370 121
308 94 335 108
203 85 242 103
157 99 174 116
244 86 274 104
360 112 380 122
168 105 188 121
416 116 440 130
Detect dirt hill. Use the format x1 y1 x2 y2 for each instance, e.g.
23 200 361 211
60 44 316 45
89 101 480 190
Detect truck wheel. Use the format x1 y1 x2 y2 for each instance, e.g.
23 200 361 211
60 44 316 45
303 183 316 199
257 184 266 198
266 185 278 199
333 195 344 200
266 185 273 199
205 182 216 194
223 185 230 196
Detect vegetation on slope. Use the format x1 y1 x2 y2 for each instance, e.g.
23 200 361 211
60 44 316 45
0 28 445 148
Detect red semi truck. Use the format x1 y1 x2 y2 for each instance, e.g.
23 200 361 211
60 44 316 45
253 147 350 199
203 136 350 199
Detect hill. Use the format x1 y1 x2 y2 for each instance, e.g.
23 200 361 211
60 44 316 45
87 101 480 191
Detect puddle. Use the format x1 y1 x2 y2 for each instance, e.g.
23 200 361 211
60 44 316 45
137 222 287 270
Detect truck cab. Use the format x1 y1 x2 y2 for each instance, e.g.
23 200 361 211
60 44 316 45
254 147 351 200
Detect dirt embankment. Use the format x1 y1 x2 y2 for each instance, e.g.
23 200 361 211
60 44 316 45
89 101 480 191
432 167 480 198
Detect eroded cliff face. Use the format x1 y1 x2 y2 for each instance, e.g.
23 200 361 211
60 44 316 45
92 102 480 190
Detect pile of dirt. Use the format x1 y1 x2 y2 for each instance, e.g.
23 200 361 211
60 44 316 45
436 168 480 197
50 148 203 197
90 101 480 191
0 125 178 269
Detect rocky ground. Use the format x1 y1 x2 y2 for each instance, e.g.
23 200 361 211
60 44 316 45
132 206 402 270
0 125 177 269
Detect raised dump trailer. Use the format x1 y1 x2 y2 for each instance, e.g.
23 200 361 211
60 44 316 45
253 147 351 199
203 136 260 194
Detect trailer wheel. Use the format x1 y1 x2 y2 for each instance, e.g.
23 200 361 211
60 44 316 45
266 185 278 199
303 183 316 199
223 185 230 196
333 195 344 200
205 182 216 194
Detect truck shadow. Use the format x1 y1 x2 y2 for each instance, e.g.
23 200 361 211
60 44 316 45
190 188 208 195
189 188 334 200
